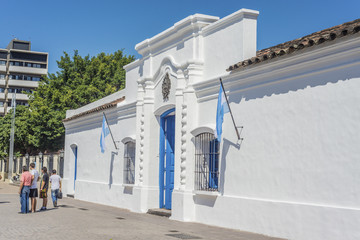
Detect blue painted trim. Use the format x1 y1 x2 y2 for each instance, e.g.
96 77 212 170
159 117 165 208
159 108 175 209
74 146 78 191
165 115 175 209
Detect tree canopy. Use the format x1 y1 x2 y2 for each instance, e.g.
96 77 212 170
0 50 135 157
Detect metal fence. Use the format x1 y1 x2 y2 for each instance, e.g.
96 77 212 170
13 157 17 173
194 133 220 192
47 154 54 174
0 152 64 179
58 156 64 178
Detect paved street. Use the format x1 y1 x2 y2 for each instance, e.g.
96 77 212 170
0 182 283 240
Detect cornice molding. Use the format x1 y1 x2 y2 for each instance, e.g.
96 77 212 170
202 8 259 37
63 97 125 123
135 14 218 56
121 136 136 144
63 101 137 130
138 58 204 85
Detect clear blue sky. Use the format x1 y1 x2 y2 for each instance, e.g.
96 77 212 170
2 0 359 74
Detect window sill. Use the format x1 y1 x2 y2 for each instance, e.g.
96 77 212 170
193 190 220 197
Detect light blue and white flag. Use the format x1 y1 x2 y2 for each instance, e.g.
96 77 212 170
215 84 230 142
100 115 110 153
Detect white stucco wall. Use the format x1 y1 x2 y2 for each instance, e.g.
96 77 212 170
63 101 138 211
202 9 258 79
192 36 360 240
63 8 360 240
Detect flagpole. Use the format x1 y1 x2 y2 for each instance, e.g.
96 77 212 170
219 78 241 140
102 112 118 149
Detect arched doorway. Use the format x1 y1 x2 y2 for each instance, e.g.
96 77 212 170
70 144 78 192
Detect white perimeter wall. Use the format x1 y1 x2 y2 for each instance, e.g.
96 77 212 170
191 36 360 240
63 8 360 240
63 101 138 211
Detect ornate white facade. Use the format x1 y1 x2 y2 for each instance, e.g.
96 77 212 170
62 9 360 240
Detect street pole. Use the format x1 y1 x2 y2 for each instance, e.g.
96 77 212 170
8 90 16 180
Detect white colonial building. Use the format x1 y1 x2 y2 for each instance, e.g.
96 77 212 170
62 9 360 240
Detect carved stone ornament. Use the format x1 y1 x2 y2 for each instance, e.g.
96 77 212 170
162 73 171 101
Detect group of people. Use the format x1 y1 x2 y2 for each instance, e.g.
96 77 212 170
19 163 62 214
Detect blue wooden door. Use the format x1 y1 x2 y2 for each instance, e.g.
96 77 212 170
159 109 175 209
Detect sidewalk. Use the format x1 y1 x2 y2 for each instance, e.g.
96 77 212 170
0 182 285 240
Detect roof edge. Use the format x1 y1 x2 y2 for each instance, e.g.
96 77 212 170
63 97 125 123
227 18 360 72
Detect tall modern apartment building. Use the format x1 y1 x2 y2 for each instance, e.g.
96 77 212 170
0 39 48 116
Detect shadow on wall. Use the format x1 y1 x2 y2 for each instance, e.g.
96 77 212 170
138 61 143 77
108 151 117 189
123 186 133 195
220 138 242 195
193 194 217 207
227 65 359 103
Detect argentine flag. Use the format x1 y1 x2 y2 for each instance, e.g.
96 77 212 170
215 84 230 142
100 115 110 153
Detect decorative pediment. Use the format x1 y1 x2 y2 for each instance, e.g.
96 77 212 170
162 73 171 101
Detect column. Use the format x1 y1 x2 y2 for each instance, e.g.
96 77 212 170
171 62 202 221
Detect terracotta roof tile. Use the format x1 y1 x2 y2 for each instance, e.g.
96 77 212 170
227 18 360 71
62 97 125 122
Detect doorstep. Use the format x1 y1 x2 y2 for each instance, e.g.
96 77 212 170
147 208 171 218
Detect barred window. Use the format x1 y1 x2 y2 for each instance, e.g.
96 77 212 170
195 133 220 191
123 141 135 184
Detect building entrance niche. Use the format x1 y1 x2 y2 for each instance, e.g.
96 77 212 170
159 108 175 209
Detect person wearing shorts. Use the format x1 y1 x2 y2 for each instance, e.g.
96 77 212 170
29 163 39 213
39 167 49 211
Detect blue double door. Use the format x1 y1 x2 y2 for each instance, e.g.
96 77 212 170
159 109 175 210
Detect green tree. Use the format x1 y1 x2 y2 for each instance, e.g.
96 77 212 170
0 106 33 158
0 50 135 155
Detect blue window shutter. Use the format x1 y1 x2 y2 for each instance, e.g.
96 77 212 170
209 139 219 189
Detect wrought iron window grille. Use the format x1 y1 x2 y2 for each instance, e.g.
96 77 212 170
123 141 135 184
195 132 220 192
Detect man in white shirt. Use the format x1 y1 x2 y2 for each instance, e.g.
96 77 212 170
29 162 39 213
50 169 61 207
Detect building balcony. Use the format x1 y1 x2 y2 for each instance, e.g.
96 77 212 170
8 80 39 88
9 65 47 75
0 65 5 72
0 93 29 101
0 79 39 88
